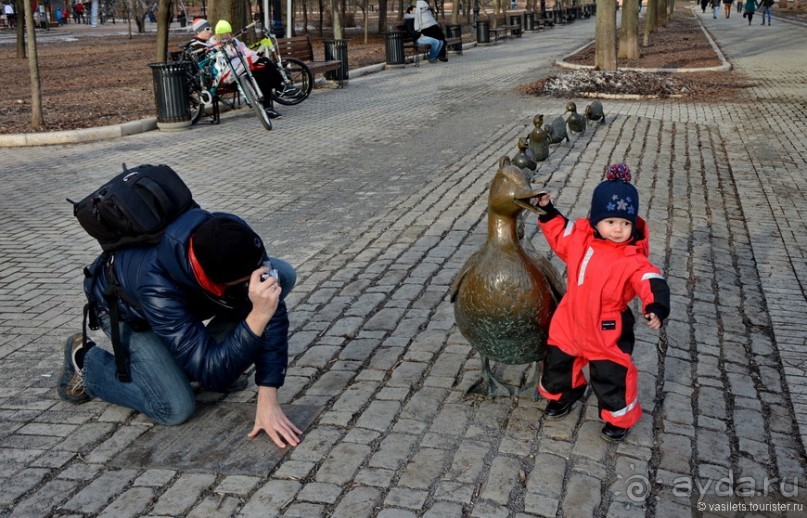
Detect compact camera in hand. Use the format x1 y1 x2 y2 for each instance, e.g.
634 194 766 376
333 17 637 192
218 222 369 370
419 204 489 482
260 260 279 282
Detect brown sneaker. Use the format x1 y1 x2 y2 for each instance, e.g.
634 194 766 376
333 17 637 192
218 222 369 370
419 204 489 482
57 334 90 404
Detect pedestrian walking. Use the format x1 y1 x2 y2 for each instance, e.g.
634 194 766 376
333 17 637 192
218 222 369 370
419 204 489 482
533 164 670 443
759 0 773 25
723 0 733 17
711 0 721 18
744 0 757 24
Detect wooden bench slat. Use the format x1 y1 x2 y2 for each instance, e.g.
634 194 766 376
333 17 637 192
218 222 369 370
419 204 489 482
275 35 345 87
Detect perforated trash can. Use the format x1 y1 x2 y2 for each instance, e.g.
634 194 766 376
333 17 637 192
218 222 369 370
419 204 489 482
324 39 349 82
445 24 462 53
525 12 535 30
148 62 191 131
476 19 490 44
385 31 406 67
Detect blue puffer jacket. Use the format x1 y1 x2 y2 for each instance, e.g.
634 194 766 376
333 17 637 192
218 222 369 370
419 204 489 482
84 209 288 391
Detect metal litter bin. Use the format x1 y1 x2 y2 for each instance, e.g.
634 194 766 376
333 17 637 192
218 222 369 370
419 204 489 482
324 39 349 82
476 19 490 44
445 24 462 53
525 12 535 30
148 61 191 131
385 31 406 67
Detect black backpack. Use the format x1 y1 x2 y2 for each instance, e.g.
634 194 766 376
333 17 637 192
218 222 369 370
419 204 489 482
69 163 197 252
68 164 198 382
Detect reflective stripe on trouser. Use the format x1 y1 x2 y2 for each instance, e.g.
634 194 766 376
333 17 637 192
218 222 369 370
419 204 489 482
538 344 589 404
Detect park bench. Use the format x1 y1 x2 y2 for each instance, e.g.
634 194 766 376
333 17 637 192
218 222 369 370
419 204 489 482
396 24 463 66
275 35 345 87
490 13 521 41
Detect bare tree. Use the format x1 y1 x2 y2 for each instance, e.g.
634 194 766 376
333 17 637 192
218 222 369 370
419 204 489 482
155 0 173 61
331 0 344 37
15 0 25 58
656 0 667 26
377 0 388 33
618 0 639 59
643 0 657 46
22 0 43 128
594 0 617 70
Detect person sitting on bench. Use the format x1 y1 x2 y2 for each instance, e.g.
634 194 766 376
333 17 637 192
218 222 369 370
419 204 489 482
413 0 448 62
404 5 444 63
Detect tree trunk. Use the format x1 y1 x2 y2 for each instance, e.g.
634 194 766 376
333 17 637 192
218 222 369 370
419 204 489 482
211 0 250 34
618 0 639 59
331 0 343 38
23 0 43 129
656 0 667 26
377 0 387 32
643 0 657 46
15 0 25 58
363 0 368 43
155 0 172 62
594 0 617 70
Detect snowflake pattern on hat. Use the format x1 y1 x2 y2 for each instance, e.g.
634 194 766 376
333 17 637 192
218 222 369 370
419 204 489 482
589 163 639 227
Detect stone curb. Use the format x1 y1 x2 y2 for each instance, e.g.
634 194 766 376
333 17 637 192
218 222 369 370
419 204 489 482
554 6 731 73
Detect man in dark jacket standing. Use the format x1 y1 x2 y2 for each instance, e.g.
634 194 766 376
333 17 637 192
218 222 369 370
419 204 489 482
58 210 302 448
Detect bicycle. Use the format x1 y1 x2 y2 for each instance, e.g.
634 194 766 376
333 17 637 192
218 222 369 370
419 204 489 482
250 25 313 106
176 22 273 130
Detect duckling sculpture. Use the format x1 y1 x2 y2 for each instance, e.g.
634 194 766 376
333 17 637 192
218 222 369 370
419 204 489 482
565 101 587 135
512 137 537 178
527 114 550 162
584 100 606 124
544 115 570 144
451 158 564 398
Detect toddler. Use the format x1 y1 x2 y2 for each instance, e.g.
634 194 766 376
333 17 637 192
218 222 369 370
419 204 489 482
534 164 670 442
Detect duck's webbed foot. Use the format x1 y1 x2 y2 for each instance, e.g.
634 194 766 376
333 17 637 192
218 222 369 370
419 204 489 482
517 361 541 400
466 358 516 398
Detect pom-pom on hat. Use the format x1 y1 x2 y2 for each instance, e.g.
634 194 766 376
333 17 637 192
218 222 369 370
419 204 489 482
215 19 233 35
192 216 265 284
589 163 639 227
192 17 210 33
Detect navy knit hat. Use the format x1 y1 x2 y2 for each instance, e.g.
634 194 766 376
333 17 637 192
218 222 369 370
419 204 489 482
192 216 265 284
589 164 639 227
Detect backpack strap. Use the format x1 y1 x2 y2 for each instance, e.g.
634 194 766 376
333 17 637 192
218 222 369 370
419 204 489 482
102 257 133 383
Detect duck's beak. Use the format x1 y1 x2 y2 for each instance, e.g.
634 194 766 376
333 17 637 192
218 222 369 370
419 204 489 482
515 190 547 215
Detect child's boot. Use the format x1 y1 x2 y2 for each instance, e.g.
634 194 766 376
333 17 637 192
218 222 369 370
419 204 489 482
601 422 629 443
545 400 574 419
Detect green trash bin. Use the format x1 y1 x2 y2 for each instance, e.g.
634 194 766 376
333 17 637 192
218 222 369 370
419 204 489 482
148 61 191 131
324 39 349 84
385 31 406 67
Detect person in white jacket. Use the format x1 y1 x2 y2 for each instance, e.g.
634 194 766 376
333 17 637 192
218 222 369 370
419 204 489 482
414 0 448 61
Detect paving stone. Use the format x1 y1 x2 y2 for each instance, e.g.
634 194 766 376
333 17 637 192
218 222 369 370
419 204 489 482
330 486 381 518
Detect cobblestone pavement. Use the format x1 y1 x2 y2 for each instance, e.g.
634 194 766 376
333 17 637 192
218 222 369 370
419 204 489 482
1 9 806 518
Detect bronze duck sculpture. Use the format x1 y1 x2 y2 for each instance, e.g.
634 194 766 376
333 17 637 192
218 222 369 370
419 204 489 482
512 137 537 178
584 100 606 124
451 158 564 398
527 114 550 162
544 115 570 144
565 101 587 135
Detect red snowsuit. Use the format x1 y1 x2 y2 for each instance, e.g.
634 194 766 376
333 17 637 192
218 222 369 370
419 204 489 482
537 210 670 429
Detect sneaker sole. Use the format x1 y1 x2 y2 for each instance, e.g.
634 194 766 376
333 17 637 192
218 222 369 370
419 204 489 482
57 334 90 404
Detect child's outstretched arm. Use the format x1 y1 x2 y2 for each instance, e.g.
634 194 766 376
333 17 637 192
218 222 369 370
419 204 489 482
532 192 573 260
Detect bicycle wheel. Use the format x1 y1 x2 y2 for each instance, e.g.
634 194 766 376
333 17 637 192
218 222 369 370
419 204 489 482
241 79 273 131
271 57 313 106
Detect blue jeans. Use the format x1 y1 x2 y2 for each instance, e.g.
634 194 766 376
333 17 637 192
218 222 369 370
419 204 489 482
83 257 296 425
417 35 443 61
760 5 771 22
